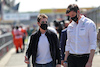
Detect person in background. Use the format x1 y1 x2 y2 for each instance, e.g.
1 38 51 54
19 26 27 51
54 20 63 40
12 26 15 44
14 26 23 53
64 4 97 67
27 26 32 36
97 27 100 53
25 14 61 67
12 26 16 52
60 21 70 66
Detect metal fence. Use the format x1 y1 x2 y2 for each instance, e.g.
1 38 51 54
0 33 13 60
82 6 100 29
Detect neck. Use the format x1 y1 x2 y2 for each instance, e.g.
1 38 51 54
40 28 46 34
76 21 78 24
76 15 81 24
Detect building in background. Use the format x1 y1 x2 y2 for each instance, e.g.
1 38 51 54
0 0 98 33
0 0 18 33
40 8 94 22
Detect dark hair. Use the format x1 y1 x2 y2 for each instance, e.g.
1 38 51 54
66 4 79 14
16 26 19 30
37 14 48 22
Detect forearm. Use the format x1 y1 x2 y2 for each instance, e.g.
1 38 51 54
57 47 61 64
26 46 32 59
64 51 69 61
88 49 95 63
61 43 65 60
61 51 64 60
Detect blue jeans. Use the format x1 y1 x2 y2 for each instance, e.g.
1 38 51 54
35 61 55 67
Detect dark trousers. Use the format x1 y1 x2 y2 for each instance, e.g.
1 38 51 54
67 54 89 67
34 61 55 67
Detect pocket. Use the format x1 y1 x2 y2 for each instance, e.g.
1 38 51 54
79 28 85 36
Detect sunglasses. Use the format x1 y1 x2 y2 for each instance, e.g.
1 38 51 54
41 21 47 24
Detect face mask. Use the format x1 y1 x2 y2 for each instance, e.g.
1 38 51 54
71 14 78 22
40 24 48 30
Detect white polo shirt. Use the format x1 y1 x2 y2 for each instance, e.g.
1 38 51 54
65 15 97 54
36 33 52 64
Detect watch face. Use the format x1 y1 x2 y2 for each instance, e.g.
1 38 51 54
64 61 68 64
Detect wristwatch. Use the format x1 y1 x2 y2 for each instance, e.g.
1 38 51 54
64 60 68 64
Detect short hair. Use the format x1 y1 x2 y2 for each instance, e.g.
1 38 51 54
66 4 79 14
16 26 19 30
37 14 48 22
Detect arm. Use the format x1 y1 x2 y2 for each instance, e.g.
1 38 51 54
88 23 97 59
60 31 67 60
54 34 61 64
57 37 61 64
85 23 97 67
60 31 67 65
88 49 95 63
64 51 69 61
26 35 33 59
85 50 95 67
63 28 70 66
64 39 70 62
55 34 62 67
25 35 33 64
63 41 70 67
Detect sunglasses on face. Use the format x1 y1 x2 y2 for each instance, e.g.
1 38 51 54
41 21 47 24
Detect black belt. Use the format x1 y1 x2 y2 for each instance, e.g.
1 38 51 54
69 53 90 57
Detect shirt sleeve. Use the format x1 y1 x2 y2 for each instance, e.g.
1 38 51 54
88 22 97 50
65 28 71 51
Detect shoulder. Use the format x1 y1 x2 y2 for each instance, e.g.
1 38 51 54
46 29 57 38
84 17 95 26
30 31 38 37
81 17 96 32
47 27 57 34
47 29 56 35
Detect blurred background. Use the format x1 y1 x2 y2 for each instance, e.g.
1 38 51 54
0 0 100 67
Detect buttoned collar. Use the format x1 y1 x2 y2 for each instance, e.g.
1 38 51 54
79 15 86 22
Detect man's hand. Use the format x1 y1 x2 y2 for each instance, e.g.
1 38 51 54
61 60 64 65
24 56 29 64
63 62 68 67
56 64 61 67
85 62 92 67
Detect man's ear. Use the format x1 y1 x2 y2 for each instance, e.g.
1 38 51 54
37 22 39 24
37 22 40 26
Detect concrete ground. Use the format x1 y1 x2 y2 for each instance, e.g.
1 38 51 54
0 47 100 67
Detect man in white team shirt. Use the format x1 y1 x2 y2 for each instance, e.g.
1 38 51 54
64 4 97 67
